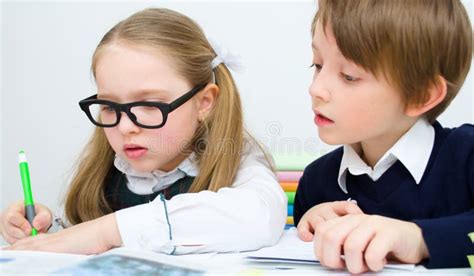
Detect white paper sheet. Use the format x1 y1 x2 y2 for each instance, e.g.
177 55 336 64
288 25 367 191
246 227 415 271
0 250 88 275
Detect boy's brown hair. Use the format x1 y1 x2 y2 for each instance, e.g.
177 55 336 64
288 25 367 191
314 0 472 122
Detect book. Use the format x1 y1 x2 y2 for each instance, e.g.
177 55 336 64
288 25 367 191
245 227 416 271
55 250 204 275
277 171 303 182
286 191 296 204
273 154 316 171
280 182 298 192
468 232 474 269
0 250 88 274
0 247 209 275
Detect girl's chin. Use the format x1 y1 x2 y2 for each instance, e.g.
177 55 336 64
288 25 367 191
126 161 156 173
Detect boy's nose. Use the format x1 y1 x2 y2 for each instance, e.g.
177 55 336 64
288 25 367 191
309 73 331 102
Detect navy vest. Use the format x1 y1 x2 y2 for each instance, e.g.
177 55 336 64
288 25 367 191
104 166 195 211
294 121 474 268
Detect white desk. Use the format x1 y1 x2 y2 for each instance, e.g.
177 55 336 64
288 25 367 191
1 247 471 275
0 234 471 275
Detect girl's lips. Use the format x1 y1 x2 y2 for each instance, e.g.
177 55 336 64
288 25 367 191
314 113 334 127
123 145 148 159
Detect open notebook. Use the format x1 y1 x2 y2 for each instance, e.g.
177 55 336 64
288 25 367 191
0 248 208 275
245 227 415 271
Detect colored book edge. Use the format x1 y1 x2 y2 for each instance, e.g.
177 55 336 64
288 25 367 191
273 154 317 171
280 182 298 192
468 232 474 269
287 205 293 216
285 191 296 204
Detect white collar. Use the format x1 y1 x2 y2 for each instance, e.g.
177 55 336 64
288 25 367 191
337 118 434 194
114 154 198 195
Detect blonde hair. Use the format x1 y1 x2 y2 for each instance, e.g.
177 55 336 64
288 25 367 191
314 0 473 122
66 8 249 224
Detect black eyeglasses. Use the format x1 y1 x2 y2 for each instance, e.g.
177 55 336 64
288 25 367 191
79 83 207 129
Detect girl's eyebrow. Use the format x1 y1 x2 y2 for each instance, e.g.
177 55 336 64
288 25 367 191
98 89 171 101
133 89 171 98
311 42 319 51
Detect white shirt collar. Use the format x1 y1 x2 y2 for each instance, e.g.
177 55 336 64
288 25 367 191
337 118 434 194
114 154 198 195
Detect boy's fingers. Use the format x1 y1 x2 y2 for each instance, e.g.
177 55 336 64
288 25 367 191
364 233 391 272
332 201 363 216
297 220 314 241
345 203 363 215
319 216 363 270
309 215 325 228
319 206 341 220
314 217 345 265
343 221 374 274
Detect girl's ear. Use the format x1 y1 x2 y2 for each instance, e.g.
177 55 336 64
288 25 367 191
405 76 447 117
196 83 219 121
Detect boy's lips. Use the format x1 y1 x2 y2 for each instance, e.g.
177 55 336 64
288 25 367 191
123 144 148 159
313 111 334 126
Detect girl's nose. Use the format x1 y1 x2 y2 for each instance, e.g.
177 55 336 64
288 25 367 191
117 112 140 135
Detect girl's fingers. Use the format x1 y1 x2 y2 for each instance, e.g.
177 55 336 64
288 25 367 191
5 213 31 235
32 212 52 232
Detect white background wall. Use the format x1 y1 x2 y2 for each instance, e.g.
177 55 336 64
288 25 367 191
1 0 473 211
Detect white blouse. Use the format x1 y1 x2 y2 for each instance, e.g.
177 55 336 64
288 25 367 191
111 141 287 254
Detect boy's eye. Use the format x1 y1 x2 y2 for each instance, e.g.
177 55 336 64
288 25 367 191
310 63 322 71
341 73 358 82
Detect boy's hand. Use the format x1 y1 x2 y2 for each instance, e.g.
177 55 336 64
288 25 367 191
5 213 122 255
0 201 52 244
297 201 362 241
314 214 429 273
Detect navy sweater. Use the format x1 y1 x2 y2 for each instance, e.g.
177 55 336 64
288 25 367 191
294 122 474 268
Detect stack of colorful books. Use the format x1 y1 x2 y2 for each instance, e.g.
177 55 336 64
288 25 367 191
277 171 302 228
273 154 315 229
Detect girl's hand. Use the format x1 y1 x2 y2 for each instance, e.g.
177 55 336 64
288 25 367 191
5 213 122 255
0 201 52 244
314 214 429 273
297 201 363 241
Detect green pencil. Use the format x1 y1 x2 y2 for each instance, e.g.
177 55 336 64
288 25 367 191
19 150 38 236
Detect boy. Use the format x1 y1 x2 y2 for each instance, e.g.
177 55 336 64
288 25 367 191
294 0 473 273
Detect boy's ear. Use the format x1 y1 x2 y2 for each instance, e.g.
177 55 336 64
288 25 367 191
196 83 219 120
405 76 447 117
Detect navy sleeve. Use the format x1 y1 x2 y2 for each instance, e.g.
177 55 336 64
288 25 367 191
294 172 308 226
413 126 474 268
294 148 345 226
414 210 474 268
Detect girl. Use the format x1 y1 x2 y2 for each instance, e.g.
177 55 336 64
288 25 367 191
0 8 287 254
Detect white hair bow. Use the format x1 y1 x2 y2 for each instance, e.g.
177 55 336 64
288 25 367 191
208 37 245 73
